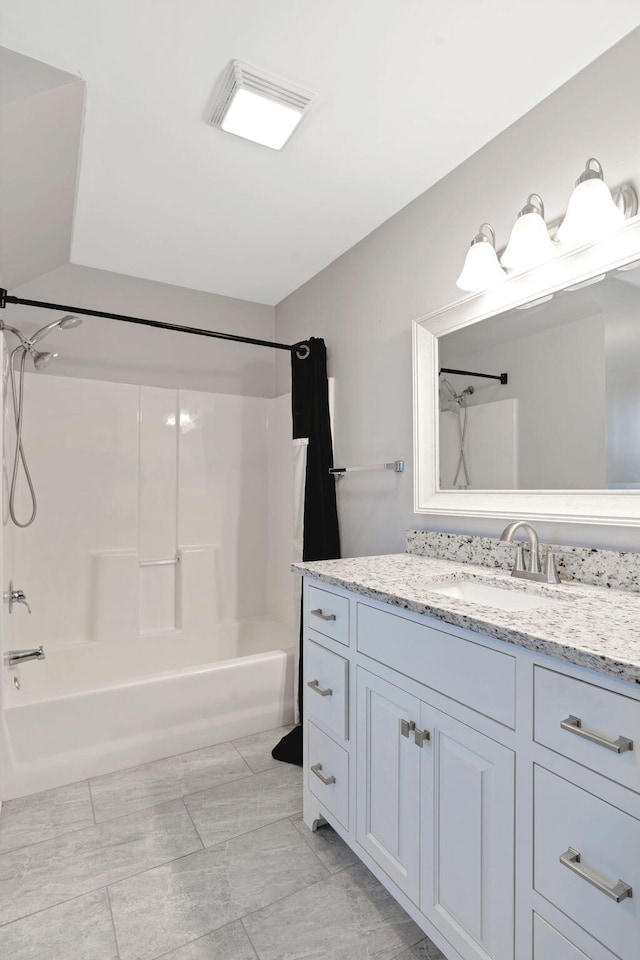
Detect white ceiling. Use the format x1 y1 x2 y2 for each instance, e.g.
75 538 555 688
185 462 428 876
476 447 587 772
2 2 640 306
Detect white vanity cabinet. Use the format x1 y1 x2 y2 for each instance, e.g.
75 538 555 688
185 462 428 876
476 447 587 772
301 575 640 960
355 668 422 902
355 666 515 960
419 702 514 960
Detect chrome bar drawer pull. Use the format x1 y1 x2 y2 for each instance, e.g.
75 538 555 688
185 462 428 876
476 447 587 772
560 715 633 754
560 847 633 902
310 763 336 785
307 679 332 697
400 719 415 738
413 727 430 748
310 608 337 622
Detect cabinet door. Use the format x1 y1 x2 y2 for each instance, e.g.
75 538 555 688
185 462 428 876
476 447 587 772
356 668 421 903
420 704 515 960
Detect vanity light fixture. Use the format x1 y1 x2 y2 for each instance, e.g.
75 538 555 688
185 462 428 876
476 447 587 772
208 60 314 150
501 194 558 271
557 158 635 245
456 223 507 292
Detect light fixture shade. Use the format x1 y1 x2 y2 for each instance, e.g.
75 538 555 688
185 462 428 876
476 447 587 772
501 194 558 270
208 60 314 150
456 224 507 292
557 158 625 245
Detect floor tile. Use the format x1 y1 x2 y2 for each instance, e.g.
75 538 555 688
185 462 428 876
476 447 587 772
391 939 447 960
232 725 295 773
243 861 424 960
109 818 327 960
0 889 118 959
0 799 201 926
90 742 252 822
0 780 94 854
158 921 257 959
184 764 302 847
290 814 359 874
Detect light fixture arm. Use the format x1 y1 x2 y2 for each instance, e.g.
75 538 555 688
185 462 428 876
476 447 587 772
471 223 496 247
518 193 545 219
576 157 605 186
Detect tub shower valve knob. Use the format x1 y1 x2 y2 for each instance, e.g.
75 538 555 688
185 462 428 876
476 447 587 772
4 582 31 614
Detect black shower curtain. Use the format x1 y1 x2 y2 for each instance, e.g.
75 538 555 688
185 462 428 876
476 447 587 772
272 337 340 766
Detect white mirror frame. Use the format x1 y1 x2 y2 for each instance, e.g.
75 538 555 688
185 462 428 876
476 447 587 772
413 215 640 526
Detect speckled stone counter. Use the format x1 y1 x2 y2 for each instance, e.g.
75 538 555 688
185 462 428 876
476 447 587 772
406 529 640 593
293 553 640 685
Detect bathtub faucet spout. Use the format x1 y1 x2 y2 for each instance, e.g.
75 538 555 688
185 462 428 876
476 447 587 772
5 646 46 667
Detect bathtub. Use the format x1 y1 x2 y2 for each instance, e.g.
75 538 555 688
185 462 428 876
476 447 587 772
1 618 295 800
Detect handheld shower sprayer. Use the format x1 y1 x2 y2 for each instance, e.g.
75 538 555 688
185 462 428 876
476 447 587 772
1 314 83 526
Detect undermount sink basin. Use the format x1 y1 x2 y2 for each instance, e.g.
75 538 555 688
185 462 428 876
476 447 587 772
425 579 562 613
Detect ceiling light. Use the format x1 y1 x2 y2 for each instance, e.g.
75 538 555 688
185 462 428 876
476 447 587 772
208 60 314 150
557 158 632 245
456 223 507 292
501 194 558 270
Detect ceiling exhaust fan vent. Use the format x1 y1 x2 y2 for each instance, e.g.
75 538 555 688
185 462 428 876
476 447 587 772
208 60 314 150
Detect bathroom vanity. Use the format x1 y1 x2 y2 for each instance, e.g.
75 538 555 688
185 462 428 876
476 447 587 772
295 553 640 960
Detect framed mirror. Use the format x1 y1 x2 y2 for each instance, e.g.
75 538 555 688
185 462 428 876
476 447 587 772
413 217 640 525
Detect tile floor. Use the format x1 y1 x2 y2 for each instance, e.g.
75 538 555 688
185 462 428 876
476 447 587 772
0 725 446 960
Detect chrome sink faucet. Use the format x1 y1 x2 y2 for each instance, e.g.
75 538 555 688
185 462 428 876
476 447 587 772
499 521 562 584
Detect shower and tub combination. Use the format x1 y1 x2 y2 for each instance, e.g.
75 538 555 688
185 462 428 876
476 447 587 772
0 303 299 799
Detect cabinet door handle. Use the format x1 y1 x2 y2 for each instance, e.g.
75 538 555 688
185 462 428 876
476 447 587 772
560 847 632 902
560 715 633 754
310 608 337 622
400 719 415 738
413 727 430 748
307 679 332 697
310 762 336 785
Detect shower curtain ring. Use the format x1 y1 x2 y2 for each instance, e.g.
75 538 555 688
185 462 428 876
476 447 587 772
295 343 311 360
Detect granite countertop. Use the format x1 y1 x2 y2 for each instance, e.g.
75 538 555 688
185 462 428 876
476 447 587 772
292 554 640 686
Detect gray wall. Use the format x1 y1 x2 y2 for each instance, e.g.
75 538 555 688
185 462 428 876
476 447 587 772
0 47 84 288
7 264 277 397
275 28 640 556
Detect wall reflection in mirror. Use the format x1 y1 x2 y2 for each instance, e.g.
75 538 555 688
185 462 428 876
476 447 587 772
437 260 640 490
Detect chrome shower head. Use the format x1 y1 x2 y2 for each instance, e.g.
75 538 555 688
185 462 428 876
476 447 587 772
30 315 83 345
31 350 57 372
59 314 83 330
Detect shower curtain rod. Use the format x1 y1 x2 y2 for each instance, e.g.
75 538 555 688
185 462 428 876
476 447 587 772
439 366 508 385
0 288 311 358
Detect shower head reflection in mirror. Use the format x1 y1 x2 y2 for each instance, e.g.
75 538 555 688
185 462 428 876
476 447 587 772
1 315 83 527
439 376 474 488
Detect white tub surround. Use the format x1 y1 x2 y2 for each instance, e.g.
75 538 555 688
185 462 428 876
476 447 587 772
407 528 640 593
297 565 640 960
293 554 640 685
1 372 298 799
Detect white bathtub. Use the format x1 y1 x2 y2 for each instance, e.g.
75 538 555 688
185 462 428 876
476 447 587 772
1 619 295 800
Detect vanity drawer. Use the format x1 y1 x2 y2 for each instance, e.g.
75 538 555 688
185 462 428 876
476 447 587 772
307 584 350 646
307 721 349 828
534 766 639 960
304 639 349 741
356 602 515 727
533 914 593 960
534 667 639 793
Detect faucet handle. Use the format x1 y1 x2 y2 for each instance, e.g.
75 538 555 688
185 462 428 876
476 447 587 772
498 541 526 572
544 548 575 584
544 549 575 583
5 582 31 614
